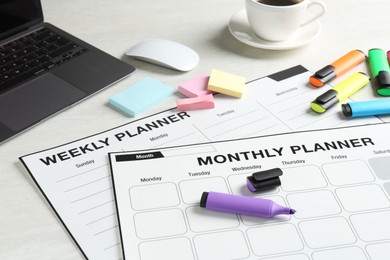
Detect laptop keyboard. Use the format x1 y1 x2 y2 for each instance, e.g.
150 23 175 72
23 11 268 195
0 27 88 91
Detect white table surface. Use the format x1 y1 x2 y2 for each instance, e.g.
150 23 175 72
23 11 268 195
1 0 389 259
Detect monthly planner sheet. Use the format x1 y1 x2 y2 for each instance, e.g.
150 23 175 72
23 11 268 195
19 66 385 260
110 123 390 260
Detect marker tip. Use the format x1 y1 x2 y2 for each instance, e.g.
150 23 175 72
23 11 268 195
290 209 296 214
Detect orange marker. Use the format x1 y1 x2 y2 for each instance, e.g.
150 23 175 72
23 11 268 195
309 50 366 87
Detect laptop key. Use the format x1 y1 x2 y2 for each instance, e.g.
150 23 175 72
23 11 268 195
29 67 46 76
1 74 11 81
62 46 86 60
0 27 89 92
0 72 30 91
42 61 55 69
48 43 76 58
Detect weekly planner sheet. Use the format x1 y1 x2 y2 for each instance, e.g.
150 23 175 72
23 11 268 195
110 123 390 260
19 66 385 260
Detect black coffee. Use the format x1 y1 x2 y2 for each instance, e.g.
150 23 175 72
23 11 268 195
257 0 302 6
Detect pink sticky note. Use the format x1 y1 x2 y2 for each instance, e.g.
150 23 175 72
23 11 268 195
178 73 212 98
176 94 215 111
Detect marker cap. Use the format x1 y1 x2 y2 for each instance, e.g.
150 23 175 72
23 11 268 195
341 103 352 117
200 192 209 208
377 71 390 96
310 89 339 113
368 48 390 96
309 65 336 87
246 168 283 192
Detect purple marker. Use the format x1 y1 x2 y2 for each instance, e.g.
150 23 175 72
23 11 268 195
200 191 295 218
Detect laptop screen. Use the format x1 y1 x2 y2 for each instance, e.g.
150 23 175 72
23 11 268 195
0 0 43 40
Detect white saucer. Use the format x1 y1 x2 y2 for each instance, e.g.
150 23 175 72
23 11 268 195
228 9 322 50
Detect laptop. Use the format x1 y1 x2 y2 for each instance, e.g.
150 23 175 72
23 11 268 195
0 0 136 144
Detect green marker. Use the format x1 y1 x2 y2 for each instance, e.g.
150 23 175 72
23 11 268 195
368 48 390 96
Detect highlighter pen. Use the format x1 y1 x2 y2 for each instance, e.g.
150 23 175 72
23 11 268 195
310 72 369 114
309 49 366 87
200 191 295 218
342 99 390 118
388 51 390 64
368 48 390 96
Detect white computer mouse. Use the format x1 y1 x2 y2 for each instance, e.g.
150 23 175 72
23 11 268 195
125 39 199 72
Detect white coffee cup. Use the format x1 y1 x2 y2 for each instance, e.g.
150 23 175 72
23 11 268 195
245 0 326 42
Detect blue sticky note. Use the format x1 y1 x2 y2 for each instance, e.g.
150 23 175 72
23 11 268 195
109 77 174 117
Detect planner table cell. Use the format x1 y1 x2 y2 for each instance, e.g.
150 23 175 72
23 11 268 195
186 205 239 232
194 230 249 260
61 166 111 198
369 156 390 180
299 217 356 248
287 190 341 219
241 196 291 225
384 182 390 196
322 160 374 186
71 187 114 215
350 211 390 241
261 254 310 260
129 182 180 210
336 184 390 212
133 209 187 239
280 166 327 192
179 177 228 204
247 223 303 256
228 172 279 196
366 242 390 260
138 237 195 260
312 247 367 260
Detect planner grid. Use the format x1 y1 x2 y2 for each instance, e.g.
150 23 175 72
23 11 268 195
110 124 390 260
122 160 390 260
